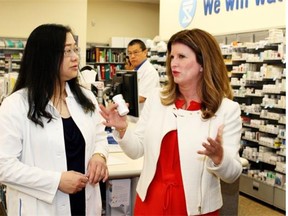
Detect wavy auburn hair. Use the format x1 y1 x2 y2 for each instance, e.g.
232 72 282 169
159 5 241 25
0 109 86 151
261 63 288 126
161 28 233 119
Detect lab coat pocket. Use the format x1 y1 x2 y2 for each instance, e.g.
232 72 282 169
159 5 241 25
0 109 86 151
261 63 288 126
8 192 37 216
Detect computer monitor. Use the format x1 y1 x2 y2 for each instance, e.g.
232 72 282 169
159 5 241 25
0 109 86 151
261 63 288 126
111 70 139 118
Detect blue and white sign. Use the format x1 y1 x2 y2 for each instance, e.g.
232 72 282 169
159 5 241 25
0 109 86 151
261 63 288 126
179 0 197 28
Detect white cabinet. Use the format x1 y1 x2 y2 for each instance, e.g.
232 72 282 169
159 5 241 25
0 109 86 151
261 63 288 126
274 186 286 210
240 174 274 205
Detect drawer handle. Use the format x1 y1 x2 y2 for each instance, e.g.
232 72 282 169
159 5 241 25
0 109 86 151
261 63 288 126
252 181 259 191
253 186 259 191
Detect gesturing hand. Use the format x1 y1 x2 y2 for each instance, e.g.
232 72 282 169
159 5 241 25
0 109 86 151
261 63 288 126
197 125 224 166
58 171 88 194
99 103 128 130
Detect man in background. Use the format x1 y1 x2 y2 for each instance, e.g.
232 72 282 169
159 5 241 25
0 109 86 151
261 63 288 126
127 39 160 114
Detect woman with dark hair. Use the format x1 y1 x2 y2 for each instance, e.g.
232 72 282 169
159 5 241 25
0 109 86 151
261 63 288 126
0 24 108 215
100 28 242 215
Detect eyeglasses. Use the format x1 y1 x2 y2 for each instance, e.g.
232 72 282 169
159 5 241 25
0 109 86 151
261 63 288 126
64 47 81 57
128 50 143 57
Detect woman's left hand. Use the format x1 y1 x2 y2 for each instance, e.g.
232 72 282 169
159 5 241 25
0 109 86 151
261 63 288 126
197 125 224 166
86 154 109 184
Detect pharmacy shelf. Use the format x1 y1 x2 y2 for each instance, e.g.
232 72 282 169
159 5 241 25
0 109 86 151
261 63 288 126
222 29 286 211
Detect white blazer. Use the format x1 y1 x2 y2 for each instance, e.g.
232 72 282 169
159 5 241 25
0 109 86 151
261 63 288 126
0 84 108 216
115 88 243 215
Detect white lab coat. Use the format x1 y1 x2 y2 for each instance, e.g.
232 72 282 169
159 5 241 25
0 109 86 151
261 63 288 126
0 83 108 216
115 88 243 215
137 60 160 113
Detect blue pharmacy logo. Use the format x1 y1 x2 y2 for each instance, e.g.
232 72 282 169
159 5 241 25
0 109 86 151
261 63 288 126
179 0 197 28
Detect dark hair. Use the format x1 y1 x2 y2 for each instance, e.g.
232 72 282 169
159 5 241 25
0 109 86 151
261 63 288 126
13 23 95 127
161 28 232 119
127 39 146 51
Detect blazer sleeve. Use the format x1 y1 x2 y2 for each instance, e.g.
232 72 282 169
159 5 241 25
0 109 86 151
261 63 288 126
206 99 243 183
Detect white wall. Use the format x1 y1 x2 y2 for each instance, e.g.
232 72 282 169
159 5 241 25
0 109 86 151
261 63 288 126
87 0 159 44
159 0 286 41
0 0 159 64
0 0 87 66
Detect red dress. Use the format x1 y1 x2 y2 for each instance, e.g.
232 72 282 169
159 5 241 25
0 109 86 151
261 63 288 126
134 100 219 216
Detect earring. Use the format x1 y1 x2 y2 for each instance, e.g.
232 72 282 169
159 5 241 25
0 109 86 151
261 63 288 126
200 67 203 72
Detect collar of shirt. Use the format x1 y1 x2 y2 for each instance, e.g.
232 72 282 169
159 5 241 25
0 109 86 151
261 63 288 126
175 99 201 111
135 59 147 70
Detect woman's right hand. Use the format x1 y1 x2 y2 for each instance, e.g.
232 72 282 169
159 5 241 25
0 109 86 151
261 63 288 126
99 103 128 131
58 171 88 194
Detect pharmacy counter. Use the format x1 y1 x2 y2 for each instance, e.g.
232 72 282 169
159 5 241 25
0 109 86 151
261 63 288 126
107 152 143 178
105 150 143 215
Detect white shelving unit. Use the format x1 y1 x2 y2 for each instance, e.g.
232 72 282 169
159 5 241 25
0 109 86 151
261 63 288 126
0 37 25 105
149 48 166 84
147 40 167 85
220 29 286 211
0 38 25 74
